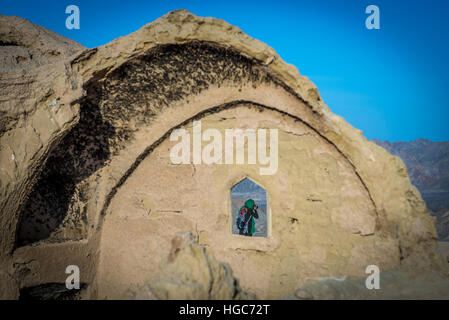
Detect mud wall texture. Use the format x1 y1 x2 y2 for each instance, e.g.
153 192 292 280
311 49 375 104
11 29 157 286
98 105 388 299
0 10 446 299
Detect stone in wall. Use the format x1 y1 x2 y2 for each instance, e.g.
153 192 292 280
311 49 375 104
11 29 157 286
131 232 256 300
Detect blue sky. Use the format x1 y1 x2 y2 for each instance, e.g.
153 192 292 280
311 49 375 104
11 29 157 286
1 0 448 142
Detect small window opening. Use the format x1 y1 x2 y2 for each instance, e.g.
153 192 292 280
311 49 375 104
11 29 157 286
231 178 267 237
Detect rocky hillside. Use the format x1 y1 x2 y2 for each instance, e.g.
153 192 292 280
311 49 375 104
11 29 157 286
372 139 449 240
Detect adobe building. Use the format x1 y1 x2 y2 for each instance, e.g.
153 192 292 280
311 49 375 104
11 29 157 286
0 10 448 299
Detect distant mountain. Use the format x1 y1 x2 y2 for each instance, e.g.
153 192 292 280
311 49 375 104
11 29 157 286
372 139 449 241
372 139 449 212
436 211 449 242
231 178 266 205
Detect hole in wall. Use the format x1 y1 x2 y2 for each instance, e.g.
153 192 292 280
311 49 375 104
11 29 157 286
19 283 87 300
231 178 268 237
0 40 19 46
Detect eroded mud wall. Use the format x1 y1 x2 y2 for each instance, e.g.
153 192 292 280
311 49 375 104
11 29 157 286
97 106 398 299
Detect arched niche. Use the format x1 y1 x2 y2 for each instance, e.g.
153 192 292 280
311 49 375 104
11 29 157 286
95 103 377 299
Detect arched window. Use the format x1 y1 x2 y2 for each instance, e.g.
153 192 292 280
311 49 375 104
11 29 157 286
231 178 267 237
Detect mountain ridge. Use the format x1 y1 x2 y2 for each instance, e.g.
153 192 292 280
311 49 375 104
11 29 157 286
372 138 449 241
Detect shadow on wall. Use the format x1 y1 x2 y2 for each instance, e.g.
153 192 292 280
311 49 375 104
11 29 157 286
15 95 115 247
